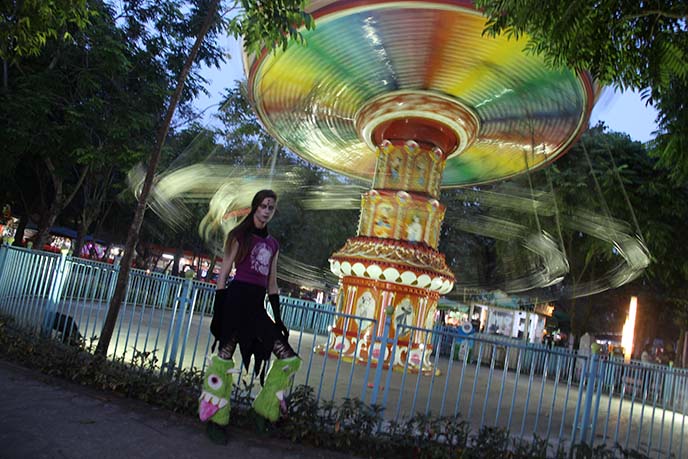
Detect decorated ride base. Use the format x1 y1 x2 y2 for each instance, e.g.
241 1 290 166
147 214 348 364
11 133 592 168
316 139 455 375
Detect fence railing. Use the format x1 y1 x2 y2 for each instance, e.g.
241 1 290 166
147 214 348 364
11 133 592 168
0 243 686 457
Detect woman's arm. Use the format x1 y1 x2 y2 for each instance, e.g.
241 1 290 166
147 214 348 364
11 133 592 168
268 250 279 295
216 238 239 289
267 251 288 337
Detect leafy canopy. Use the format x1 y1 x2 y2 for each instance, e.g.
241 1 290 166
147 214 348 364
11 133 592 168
228 0 314 54
474 0 687 96
0 0 94 63
475 0 688 184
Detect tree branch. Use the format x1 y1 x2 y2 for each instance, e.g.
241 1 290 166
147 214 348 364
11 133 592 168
623 10 687 21
65 164 91 208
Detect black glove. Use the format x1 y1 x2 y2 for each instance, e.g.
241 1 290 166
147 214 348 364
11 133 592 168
268 293 289 339
210 288 228 340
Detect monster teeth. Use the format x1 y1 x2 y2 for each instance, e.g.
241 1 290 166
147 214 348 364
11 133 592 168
199 391 227 408
200 391 216 404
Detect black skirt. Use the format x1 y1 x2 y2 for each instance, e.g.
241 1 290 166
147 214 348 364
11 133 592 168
211 280 280 379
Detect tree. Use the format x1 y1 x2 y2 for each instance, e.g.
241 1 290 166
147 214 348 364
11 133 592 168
71 163 126 258
0 0 93 89
652 77 688 184
95 0 314 356
534 126 688 342
474 0 688 182
136 124 226 276
438 124 687 341
0 0 167 250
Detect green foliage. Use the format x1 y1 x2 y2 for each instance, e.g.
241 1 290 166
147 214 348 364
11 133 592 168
512 434 564 459
547 127 688 338
570 442 653 459
652 76 688 184
0 0 93 63
475 0 688 183
0 0 171 249
227 0 314 54
474 0 687 94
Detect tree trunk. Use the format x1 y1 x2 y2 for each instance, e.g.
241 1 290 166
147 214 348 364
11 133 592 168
171 245 183 276
34 200 63 250
93 200 114 240
681 330 688 368
12 216 27 246
34 160 89 250
95 0 221 356
101 242 113 262
2 58 8 92
77 167 115 259
73 218 88 258
163 258 174 274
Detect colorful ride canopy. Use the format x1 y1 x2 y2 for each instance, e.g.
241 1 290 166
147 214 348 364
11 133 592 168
244 0 595 187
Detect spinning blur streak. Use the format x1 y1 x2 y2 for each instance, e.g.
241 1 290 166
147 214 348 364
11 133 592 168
299 183 649 299
129 164 648 300
127 163 337 289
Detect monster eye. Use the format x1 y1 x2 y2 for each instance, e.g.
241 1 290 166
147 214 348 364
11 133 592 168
207 373 223 390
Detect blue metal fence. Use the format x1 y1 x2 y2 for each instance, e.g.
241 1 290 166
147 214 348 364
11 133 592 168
0 243 686 457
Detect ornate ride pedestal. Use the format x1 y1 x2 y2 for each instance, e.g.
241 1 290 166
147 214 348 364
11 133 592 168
324 111 471 373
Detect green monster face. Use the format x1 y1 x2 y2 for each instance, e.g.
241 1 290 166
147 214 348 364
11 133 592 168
253 356 301 422
199 355 236 425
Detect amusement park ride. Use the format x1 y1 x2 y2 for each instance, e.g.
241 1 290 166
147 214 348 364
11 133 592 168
242 0 597 373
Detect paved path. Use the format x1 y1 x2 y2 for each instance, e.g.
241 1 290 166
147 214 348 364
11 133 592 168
0 360 358 459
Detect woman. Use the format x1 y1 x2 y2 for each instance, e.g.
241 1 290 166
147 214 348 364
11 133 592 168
199 189 299 444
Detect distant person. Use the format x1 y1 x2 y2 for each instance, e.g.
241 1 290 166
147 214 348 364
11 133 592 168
611 346 624 359
641 344 653 365
199 189 299 444
662 343 676 366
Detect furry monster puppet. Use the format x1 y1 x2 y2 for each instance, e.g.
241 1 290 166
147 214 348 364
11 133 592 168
198 355 237 425
252 356 301 422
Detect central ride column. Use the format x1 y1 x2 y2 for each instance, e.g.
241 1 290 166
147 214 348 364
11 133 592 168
327 137 455 374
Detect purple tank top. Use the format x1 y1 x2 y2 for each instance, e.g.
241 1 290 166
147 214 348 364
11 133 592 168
233 234 279 288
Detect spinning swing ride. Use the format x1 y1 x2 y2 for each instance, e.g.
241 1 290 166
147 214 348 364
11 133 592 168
242 0 603 373
138 0 649 374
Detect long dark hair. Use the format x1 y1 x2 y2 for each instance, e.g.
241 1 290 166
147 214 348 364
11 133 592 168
225 189 277 263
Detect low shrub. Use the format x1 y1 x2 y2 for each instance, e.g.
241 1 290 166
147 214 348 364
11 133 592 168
0 315 653 459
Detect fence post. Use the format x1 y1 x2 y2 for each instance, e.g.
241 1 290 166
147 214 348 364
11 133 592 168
42 249 69 334
166 278 193 372
369 304 394 406
0 243 8 271
579 349 599 445
106 262 120 302
0 244 9 299
664 362 675 407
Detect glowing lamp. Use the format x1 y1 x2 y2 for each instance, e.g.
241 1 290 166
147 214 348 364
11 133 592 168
621 296 638 361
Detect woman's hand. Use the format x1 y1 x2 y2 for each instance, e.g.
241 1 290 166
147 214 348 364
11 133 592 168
276 320 289 340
